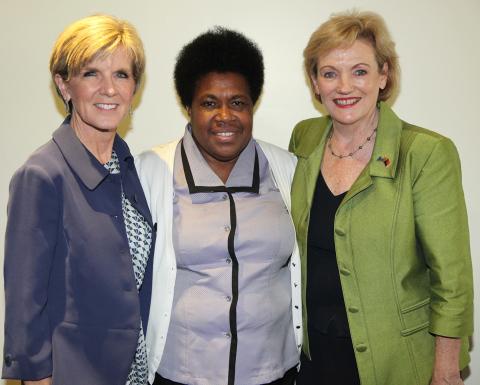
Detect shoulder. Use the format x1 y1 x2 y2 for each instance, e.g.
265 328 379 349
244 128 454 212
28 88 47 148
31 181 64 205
11 140 64 185
289 116 330 156
135 139 180 179
378 102 458 163
394 120 462 189
255 139 297 178
8 141 66 212
400 122 459 166
256 139 295 165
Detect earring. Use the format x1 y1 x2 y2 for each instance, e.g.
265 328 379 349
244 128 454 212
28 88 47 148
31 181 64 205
64 99 71 115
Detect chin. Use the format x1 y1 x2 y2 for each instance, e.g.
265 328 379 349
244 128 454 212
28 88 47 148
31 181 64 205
93 119 122 132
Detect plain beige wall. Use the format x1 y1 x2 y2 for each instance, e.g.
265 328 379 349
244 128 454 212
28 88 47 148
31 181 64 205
1 0 478 383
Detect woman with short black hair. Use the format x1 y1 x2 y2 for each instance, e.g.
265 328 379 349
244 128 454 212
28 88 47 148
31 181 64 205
137 27 302 385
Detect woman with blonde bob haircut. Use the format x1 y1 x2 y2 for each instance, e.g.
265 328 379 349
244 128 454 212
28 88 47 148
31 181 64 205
3 14 153 385
290 10 473 385
50 14 145 95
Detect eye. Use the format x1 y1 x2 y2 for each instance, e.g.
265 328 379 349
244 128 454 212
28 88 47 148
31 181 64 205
200 100 217 109
231 100 246 108
115 71 130 79
354 69 367 76
82 70 96 77
321 71 336 79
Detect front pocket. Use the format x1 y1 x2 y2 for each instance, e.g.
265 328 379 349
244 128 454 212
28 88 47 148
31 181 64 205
400 298 430 336
400 321 430 336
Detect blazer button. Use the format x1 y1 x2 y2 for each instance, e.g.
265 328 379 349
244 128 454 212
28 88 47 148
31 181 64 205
4 354 12 367
335 228 346 236
356 344 368 352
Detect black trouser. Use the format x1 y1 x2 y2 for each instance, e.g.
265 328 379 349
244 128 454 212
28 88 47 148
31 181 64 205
153 366 298 385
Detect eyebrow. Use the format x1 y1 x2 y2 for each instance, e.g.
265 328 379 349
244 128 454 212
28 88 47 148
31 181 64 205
200 93 249 99
319 62 372 71
80 66 132 73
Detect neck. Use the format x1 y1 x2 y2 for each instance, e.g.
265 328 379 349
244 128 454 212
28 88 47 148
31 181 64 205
331 107 379 145
71 115 116 164
205 157 237 184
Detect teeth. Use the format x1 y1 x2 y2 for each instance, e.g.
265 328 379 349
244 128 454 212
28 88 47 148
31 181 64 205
96 103 117 110
335 99 358 106
216 132 234 137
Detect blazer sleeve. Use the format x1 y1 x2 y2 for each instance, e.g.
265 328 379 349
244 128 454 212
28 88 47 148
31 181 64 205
3 163 58 380
412 137 473 337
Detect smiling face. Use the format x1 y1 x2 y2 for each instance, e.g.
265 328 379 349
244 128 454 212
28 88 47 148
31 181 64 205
55 47 136 135
187 72 254 178
311 39 388 129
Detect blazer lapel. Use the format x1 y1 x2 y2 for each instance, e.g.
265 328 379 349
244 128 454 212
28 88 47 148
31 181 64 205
340 102 403 206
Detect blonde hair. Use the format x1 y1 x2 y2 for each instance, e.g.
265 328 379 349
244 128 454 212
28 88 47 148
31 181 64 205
304 10 399 101
50 14 145 91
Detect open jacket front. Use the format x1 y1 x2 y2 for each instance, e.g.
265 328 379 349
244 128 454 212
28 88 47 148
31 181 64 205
289 102 473 385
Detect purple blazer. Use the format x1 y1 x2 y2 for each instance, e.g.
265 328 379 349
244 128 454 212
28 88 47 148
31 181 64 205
2 119 154 385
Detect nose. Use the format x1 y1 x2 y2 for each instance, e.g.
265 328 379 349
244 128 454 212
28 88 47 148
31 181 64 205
215 105 234 122
100 76 116 96
337 74 353 94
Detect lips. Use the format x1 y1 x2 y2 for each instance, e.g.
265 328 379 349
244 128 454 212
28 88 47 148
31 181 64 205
334 97 360 107
95 103 118 110
210 128 240 143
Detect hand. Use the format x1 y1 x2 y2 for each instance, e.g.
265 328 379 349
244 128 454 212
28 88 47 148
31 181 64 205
24 377 52 385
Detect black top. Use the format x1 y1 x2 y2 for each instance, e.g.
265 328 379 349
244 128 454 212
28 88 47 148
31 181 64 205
306 172 349 346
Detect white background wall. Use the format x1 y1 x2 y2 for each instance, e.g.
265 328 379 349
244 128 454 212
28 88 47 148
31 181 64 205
0 0 478 383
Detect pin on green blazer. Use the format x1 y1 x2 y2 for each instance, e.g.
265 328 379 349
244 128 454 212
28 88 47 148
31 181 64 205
289 102 473 385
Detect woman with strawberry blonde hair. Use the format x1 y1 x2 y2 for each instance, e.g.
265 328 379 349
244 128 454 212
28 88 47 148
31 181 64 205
290 10 473 385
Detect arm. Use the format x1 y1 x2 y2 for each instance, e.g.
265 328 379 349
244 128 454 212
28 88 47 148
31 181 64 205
412 137 473 379
430 336 463 385
3 163 59 380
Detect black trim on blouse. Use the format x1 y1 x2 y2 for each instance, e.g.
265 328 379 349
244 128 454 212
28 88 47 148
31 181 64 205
180 141 260 385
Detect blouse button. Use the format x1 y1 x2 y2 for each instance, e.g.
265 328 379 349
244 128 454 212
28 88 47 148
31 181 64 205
225 296 232 302
224 225 231 232
226 258 232 264
224 332 231 338
222 194 228 200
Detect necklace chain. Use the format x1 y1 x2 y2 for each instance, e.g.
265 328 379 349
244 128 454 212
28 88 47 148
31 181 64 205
327 127 377 159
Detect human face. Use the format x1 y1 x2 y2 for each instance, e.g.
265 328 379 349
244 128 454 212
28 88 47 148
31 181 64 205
188 72 253 172
55 47 136 134
311 39 388 129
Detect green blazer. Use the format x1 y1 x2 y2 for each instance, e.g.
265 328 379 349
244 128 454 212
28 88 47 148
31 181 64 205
289 102 473 385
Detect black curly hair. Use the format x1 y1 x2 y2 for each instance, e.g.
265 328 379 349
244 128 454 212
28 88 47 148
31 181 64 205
174 27 264 108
